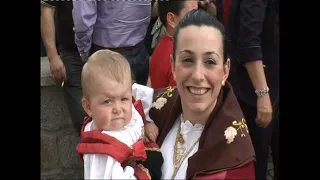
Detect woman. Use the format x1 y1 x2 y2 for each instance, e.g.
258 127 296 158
145 10 255 179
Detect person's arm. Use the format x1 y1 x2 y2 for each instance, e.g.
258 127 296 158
83 154 136 179
152 0 158 18
41 0 66 83
238 0 268 91
238 0 272 127
72 0 97 61
40 2 57 61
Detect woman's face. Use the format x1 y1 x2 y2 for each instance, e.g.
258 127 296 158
171 25 230 114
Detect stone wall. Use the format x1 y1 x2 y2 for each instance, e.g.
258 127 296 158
41 57 83 179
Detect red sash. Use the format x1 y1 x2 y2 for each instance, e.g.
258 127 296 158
77 129 147 163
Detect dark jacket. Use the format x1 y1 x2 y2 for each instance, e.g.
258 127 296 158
227 0 279 108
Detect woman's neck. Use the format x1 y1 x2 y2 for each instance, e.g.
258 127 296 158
165 27 174 37
181 99 217 125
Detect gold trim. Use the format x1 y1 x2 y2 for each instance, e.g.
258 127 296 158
156 86 175 98
137 164 151 179
145 147 161 152
232 118 249 137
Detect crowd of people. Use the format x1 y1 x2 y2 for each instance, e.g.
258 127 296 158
41 0 279 179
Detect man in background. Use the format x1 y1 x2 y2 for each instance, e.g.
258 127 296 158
41 0 86 134
72 0 151 85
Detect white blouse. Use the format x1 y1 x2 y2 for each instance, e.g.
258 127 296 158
161 115 204 179
82 83 154 179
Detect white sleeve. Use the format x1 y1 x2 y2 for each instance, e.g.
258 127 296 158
132 83 154 122
83 154 136 180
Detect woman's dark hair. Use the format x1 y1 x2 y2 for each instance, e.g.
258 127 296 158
158 0 187 27
173 9 228 64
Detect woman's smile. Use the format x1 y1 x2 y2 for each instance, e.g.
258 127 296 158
186 86 210 96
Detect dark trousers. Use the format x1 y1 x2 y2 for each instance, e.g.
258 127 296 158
60 48 87 135
91 42 149 85
119 43 149 85
238 99 279 180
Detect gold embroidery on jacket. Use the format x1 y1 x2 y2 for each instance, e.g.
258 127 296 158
152 87 175 110
145 147 161 152
156 86 175 98
232 118 249 137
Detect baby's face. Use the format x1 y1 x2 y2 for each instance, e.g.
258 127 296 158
86 76 132 131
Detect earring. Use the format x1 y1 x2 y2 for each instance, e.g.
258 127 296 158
222 80 225 86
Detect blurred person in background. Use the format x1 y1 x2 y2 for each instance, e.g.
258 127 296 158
144 0 159 57
41 0 86 135
227 0 279 179
148 0 198 89
72 0 152 85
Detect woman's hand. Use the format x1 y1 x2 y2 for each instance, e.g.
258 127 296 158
256 94 273 128
144 122 159 143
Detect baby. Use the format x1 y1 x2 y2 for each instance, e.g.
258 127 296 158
76 49 163 179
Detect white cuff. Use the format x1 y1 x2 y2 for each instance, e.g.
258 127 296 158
132 83 154 122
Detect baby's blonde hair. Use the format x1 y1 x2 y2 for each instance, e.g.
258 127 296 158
81 49 132 98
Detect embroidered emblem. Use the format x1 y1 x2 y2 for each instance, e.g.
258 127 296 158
224 118 249 144
152 97 167 110
224 126 237 144
152 87 175 110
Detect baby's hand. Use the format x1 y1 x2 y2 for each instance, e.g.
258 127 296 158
144 122 159 143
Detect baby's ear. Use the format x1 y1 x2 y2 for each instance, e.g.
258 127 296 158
82 98 92 117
